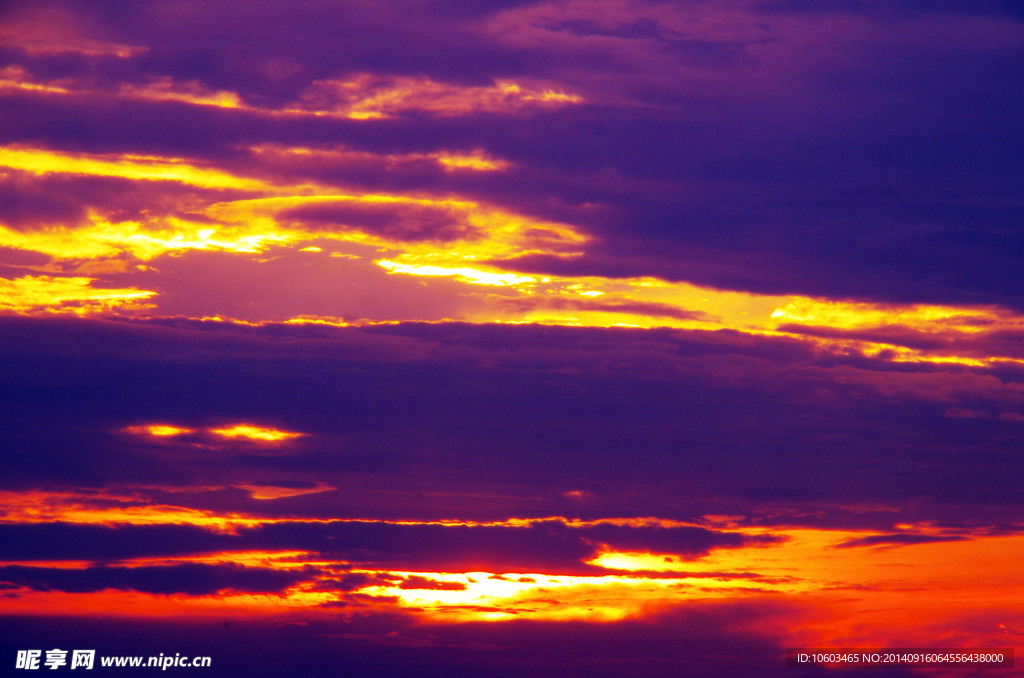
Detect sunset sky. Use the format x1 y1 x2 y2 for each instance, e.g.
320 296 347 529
1 1 1023 675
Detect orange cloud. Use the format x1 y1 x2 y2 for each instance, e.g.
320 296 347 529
4 139 1024 369
115 77 243 109
0 146 271 191
0 65 72 95
0 274 155 315
120 421 307 445
294 74 582 119
208 424 306 442
0 489 264 532
0 68 243 112
0 64 577 121
233 483 335 500
248 143 510 173
0 213 296 262
1 486 1021 645
123 424 197 437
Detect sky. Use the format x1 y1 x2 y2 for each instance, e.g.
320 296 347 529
1 0 1023 675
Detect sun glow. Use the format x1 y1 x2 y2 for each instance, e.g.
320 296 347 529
358 570 692 621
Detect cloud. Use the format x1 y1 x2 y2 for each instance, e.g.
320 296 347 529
0 522 231 561
0 605 931 678
293 74 581 119
0 562 311 595
243 520 764 574
0 5 145 58
498 295 712 322
0 274 155 314
5 1 1024 314
834 533 969 549
754 0 1024 19
0 517 763 576
234 480 335 501
3 315 1024 524
398 575 468 591
277 201 475 243
309 572 402 592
